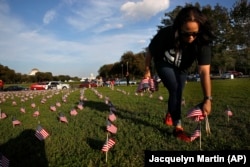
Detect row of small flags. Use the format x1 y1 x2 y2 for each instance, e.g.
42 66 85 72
101 97 118 162
0 89 87 165
33 90 88 140
0 93 86 126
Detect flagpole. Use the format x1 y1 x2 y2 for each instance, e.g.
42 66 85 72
199 121 202 151
105 132 108 163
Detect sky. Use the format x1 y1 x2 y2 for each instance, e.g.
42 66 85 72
0 0 236 78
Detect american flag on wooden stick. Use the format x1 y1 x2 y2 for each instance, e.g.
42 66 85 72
187 104 205 122
190 125 201 141
0 111 7 119
33 110 40 117
101 138 116 152
20 107 25 113
59 112 68 123
12 117 21 126
35 125 49 141
31 102 36 108
70 108 78 116
108 110 116 122
106 120 117 134
50 105 56 112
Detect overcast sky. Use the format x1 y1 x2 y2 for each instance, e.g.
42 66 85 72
0 0 236 78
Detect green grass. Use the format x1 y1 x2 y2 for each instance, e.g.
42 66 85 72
0 78 250 167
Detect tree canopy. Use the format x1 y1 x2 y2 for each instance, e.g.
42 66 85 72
98 0 249 79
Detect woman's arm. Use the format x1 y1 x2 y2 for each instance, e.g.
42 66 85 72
198 64 212 115
144 49 152 79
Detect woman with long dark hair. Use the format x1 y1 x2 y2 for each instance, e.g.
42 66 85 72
145 6 215 142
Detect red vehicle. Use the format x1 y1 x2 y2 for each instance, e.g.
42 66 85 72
30 82 48 90
227 71 243 78
79 80 97 88
0 80 4 90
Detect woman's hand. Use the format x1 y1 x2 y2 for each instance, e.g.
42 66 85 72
203 100 211 116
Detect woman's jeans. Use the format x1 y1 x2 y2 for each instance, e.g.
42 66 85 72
155 61 187 126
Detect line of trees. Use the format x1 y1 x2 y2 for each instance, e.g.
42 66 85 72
0 64 80 84
98 0 249 79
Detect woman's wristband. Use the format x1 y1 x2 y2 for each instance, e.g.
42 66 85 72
204 96 212 101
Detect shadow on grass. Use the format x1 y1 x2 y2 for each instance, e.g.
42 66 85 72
0 129 48 167
86 137 105 150
84 100 173 137
84 100 109 112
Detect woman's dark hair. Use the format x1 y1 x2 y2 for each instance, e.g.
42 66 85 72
173 6 215 47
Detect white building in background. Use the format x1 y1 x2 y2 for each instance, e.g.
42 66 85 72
29 68 39 75
80 73 95 81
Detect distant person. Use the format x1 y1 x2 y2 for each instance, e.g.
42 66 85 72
125 72 130 86
144 6 215 142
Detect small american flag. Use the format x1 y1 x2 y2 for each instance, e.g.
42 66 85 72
31 103 36 108
33 111 40 117
101 138 116 152
77 102 84 110
190 126 201 141
35 125 49 140
226 110 233 116
108 110 116 122
56 102 61 107
20 107 26 113
106 120 117 134
70 108 78 116
12 101 17 106
187 105 204 121
59 113 68 123
0 152 9 167
12 117 21 126
0 112 7 119
50 105 56 112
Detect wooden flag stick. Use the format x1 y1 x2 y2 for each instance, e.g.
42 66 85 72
199 121 202 151
205 115 211 136
105 133 108 163
227 105 230 123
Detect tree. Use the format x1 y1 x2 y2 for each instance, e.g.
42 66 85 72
230 0 250 74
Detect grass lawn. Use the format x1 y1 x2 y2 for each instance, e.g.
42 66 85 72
0 78 249 166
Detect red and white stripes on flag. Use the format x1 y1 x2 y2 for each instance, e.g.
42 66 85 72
0 153 9 167
187 106 204 122
31 103 36 108
35 125 49 141
56 102 61 107
108 110 116 122
20 107 26 113
50 105 56 112
190 125 201 141
106 120 117 134
226 109 233 116
33 111 40 117
77 102 84 110
12 118 21 126
0 112 7 119
59 113 68 123
70 108 78 116
101 138 116 152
